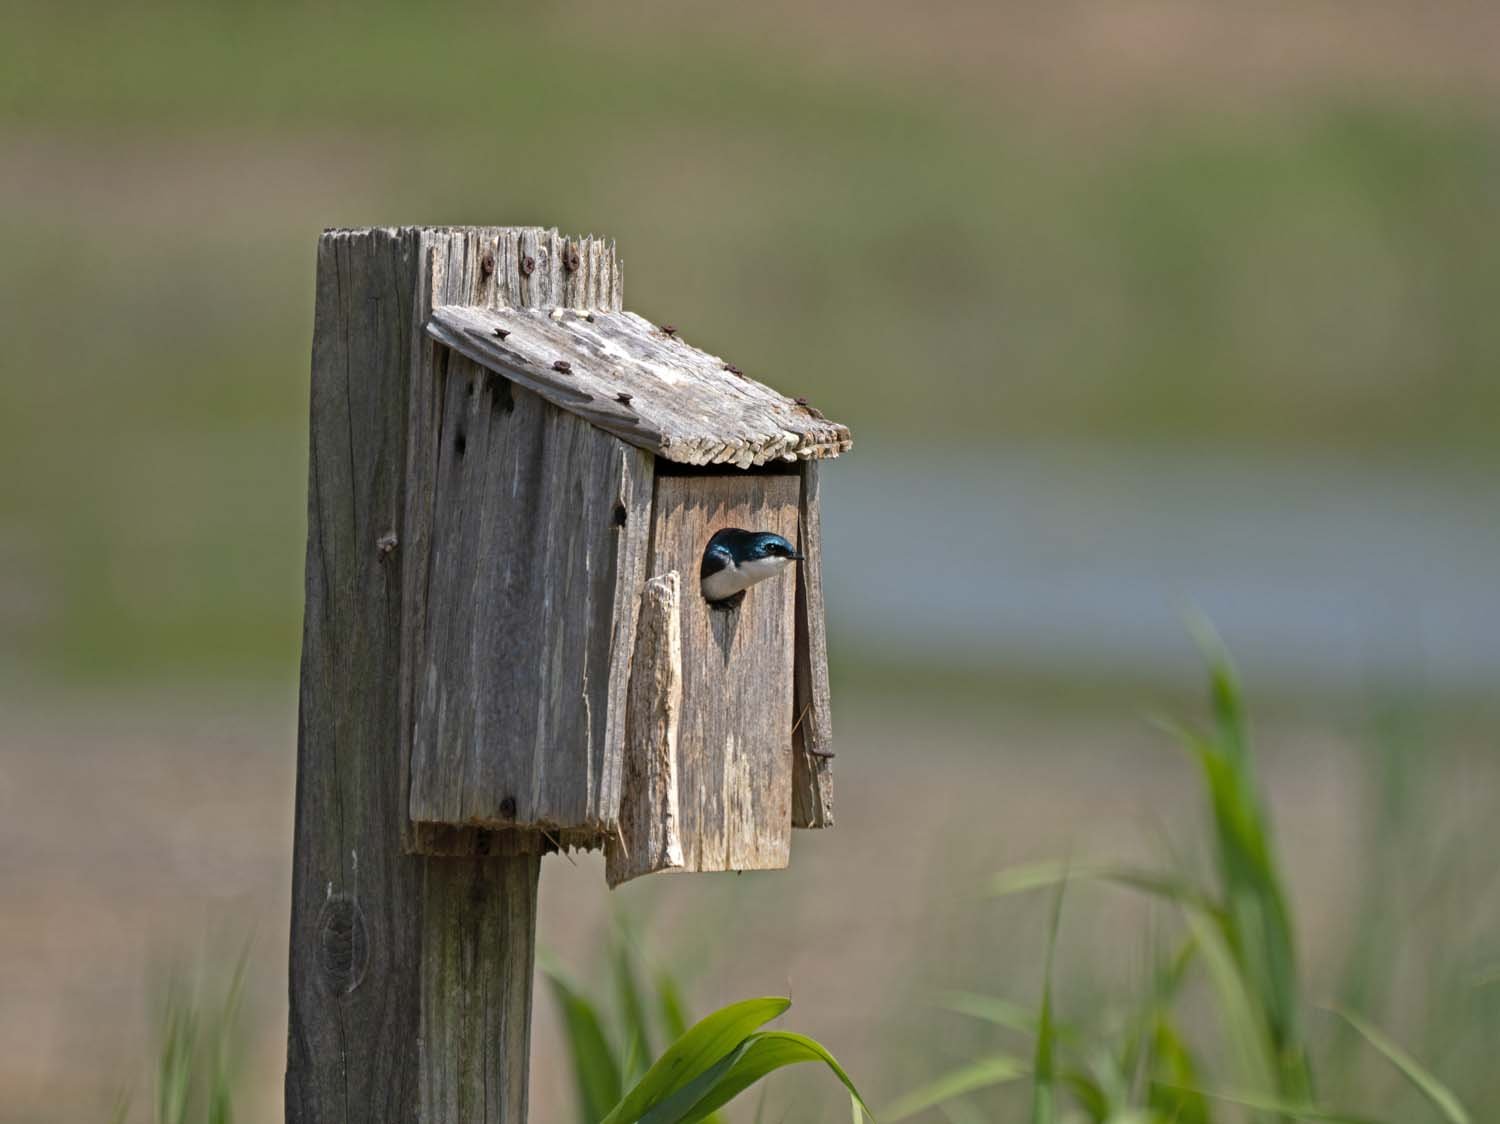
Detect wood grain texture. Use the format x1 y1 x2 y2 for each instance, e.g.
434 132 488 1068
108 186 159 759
419 855 541 1124
647 475 799 872
792 462 835 828
401 229 620 858
606 573 686 888
405 355 654 841
427 304 852 467
293 227 599 1124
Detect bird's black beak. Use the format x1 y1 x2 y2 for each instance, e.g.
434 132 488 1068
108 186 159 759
789 551 805 562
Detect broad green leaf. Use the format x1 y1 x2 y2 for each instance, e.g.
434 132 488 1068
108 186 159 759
640 1031 872 1124
1328 1008 1471 1124
602 997 790 1124
546 968 623 1124
883 1056 1028 1122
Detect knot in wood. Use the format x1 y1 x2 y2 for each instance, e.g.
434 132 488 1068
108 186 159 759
552 360 572 374
376 531 398 558
480 252 495 278
315 894 368 997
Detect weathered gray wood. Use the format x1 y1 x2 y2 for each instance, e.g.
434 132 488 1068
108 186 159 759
606 573 686 887
647 474 799 871
405 360 655 841
419 855 540 1123
426 304 852 467
792 461 835 828
401 230 623 858
293 227 606 1124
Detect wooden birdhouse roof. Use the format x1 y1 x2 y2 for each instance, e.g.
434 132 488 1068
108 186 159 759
426 304 851 468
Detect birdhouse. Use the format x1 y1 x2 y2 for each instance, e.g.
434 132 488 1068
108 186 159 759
399 227 849 885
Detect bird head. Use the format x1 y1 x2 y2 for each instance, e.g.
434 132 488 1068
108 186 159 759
700 528 803 603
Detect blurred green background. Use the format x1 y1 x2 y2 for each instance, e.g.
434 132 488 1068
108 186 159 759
2 2 1497 1121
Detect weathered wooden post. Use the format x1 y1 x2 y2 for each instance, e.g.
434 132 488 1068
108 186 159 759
287 226 849 1121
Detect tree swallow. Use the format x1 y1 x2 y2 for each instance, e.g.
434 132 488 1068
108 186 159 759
700 528 803 608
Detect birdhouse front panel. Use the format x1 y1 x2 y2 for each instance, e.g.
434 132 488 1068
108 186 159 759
405 351 653 842
646 471 801 872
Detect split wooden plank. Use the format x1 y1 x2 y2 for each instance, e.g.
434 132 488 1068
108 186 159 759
606 572 687 887
426 304 852 467
792 461 835 828
647 474 800 872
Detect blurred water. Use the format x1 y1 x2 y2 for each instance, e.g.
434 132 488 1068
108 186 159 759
823 439 1500 692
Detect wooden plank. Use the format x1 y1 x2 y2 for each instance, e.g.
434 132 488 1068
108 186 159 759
792 462 835 827
426 304 852 467
606 573 687 887
401 230 626 857
405 365 654 840
647 474 799 871
292 226 614 1123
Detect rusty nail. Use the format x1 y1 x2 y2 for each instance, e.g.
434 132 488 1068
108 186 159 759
553 360 573 373
794 396 809 406
493 327 509 339
723 363 742 376
564 244 581 272
521 254 536 276
586 312 596 322
616 392 633 405
661 324 677 336
480 252 495 278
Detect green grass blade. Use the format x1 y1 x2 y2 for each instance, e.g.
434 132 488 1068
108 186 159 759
613 924 656 1082
1181 905 1279 1099
602 997 791 1124
1327 1008 1471 1124
989 861 1221 917
1171 1086 1388 1124
1029 874 1066 1124
657 971 691 1039
883 1056 1029 1122
935 992 1038 1035
546 968 624 1124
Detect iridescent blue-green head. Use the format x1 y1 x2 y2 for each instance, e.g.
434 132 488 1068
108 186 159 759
700 528 803 603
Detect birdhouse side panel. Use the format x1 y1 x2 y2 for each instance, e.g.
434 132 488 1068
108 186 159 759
407 354 653 840
646 473 800 872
